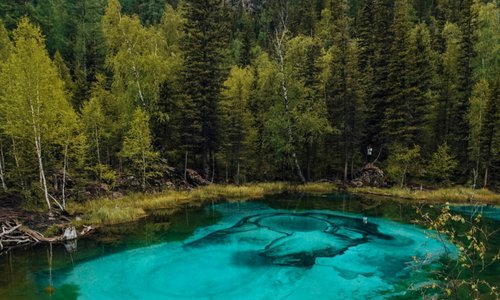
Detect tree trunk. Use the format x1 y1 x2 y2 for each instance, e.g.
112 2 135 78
202 137 209 179
211 153 215 183
184 150 188 181
225 159 228 183
62 143 69 208
274 13 306 184
95 126 102 181
0 140 6 191
142 149 146 192
483 162 489 188
236 161 240 185
35 135 50 211
29 98 51 211
11 136 25 191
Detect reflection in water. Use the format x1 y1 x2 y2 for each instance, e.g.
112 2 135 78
43 203 452 299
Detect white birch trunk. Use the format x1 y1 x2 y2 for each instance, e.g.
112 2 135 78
0 141 6 191
274 5 306 183
30 82 51 211
62 143 69 208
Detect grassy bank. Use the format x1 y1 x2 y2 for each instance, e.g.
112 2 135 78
67 182 500 226
67 182 339 225
350 186 500 204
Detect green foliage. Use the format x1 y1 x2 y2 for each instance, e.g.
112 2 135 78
103 0 169 115
427 143 458 184
472 2 499 83
386 144 422 187
0 0 499 204
120 108 160 191
219 65 254 183
414 204 499 299
0 18 78 209
181 0 229 178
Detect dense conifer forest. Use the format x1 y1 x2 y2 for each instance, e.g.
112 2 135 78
0 0 498 209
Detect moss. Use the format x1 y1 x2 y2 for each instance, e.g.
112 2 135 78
43 224 60 237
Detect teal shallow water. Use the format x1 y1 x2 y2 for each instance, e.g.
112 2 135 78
48 203 451 299
0 194 498 299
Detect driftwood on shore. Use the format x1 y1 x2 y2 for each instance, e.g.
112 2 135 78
0 210 93 255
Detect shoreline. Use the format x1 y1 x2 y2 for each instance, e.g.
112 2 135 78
67 183 500 226
1 182 498 255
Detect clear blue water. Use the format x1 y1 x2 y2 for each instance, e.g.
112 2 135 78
43 202 451 299
450 205 500 221
1 194 498 300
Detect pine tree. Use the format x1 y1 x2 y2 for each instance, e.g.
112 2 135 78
384 0 413 146
181 0 229 178
0 20 12 61
219 66 254 183
70 0 107 108
434 22 461 145
450 0 476 172
53 51 76 97
363 0 394 147
323 0 365 181
406 23 435 148
480 79 499 187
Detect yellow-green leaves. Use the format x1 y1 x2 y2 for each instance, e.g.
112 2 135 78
120 108 159 191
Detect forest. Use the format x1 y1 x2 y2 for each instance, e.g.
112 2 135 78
0 0 499 210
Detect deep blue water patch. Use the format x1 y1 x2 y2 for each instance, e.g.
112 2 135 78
42 202 453 299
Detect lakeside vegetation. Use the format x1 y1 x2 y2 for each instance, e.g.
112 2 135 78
67 183 500 225
67 182 341 225
352 186 500 204
0 0 499 212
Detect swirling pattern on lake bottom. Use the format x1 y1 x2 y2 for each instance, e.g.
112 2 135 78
43 202 454 299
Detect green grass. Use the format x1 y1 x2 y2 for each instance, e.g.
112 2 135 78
350 186 500 204
67 182 339 225
67 182 499 226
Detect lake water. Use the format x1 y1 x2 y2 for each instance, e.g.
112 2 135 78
0 193 498 299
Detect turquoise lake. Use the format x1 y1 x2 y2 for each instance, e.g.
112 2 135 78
0 193 498 299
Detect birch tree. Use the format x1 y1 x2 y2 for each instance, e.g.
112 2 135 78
0 19 76 211
0 21 11 191
102 0 167 114
273 0 306 183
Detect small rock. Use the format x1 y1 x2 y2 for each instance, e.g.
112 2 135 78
63 226 77 240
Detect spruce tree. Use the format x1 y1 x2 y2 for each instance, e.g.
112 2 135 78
323 0 365 181
450 0 476 172
363 0 394 147
480 79 499 187
384 0 413 146
181 0 229 178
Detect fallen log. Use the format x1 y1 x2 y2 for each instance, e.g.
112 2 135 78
0 219 93 255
